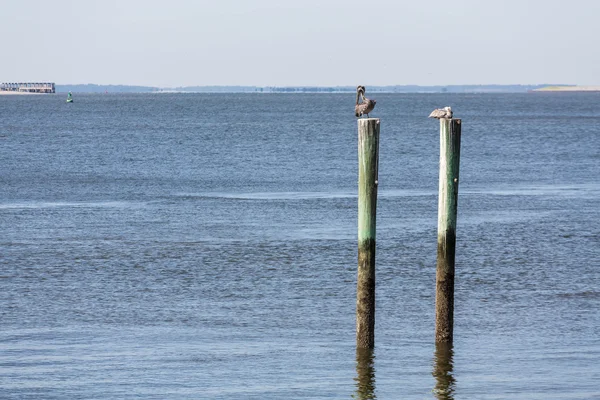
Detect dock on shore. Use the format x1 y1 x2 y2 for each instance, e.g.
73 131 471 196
0 82 55 94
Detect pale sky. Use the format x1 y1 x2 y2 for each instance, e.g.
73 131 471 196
2 0 599 87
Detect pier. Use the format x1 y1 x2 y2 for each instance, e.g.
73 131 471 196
0 82 55 93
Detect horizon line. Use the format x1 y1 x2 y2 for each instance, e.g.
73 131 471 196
52 83 576 88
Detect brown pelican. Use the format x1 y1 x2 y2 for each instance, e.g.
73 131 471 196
355 86 376 118
428 106 453 119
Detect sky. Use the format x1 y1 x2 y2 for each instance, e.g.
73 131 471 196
1 0 599 87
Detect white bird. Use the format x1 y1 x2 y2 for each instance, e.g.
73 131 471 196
428 106 453 119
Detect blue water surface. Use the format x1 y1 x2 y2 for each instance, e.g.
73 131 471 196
1 92 599 399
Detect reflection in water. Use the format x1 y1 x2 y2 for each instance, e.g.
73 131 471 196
432 342 455 400
354 348 376 399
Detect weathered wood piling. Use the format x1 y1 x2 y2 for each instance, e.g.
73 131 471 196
432 342 455 399
356 118 380 349
435 118 461 343
355 347 377 399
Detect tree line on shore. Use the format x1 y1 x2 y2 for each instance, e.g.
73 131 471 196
56 83 570 93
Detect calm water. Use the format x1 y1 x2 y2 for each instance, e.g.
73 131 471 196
1 93 599 399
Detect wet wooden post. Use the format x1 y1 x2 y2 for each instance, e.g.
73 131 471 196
355 347 377 398
357 118 379 349
432 342 456 398
435 118 461 343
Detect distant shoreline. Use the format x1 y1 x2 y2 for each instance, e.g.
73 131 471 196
52 83 576 94
533 86 600 92
4 85 599 94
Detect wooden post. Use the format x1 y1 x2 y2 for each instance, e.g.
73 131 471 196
357 118 379 349
432 342 455 398
355 347 376 399
435 118 461 343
